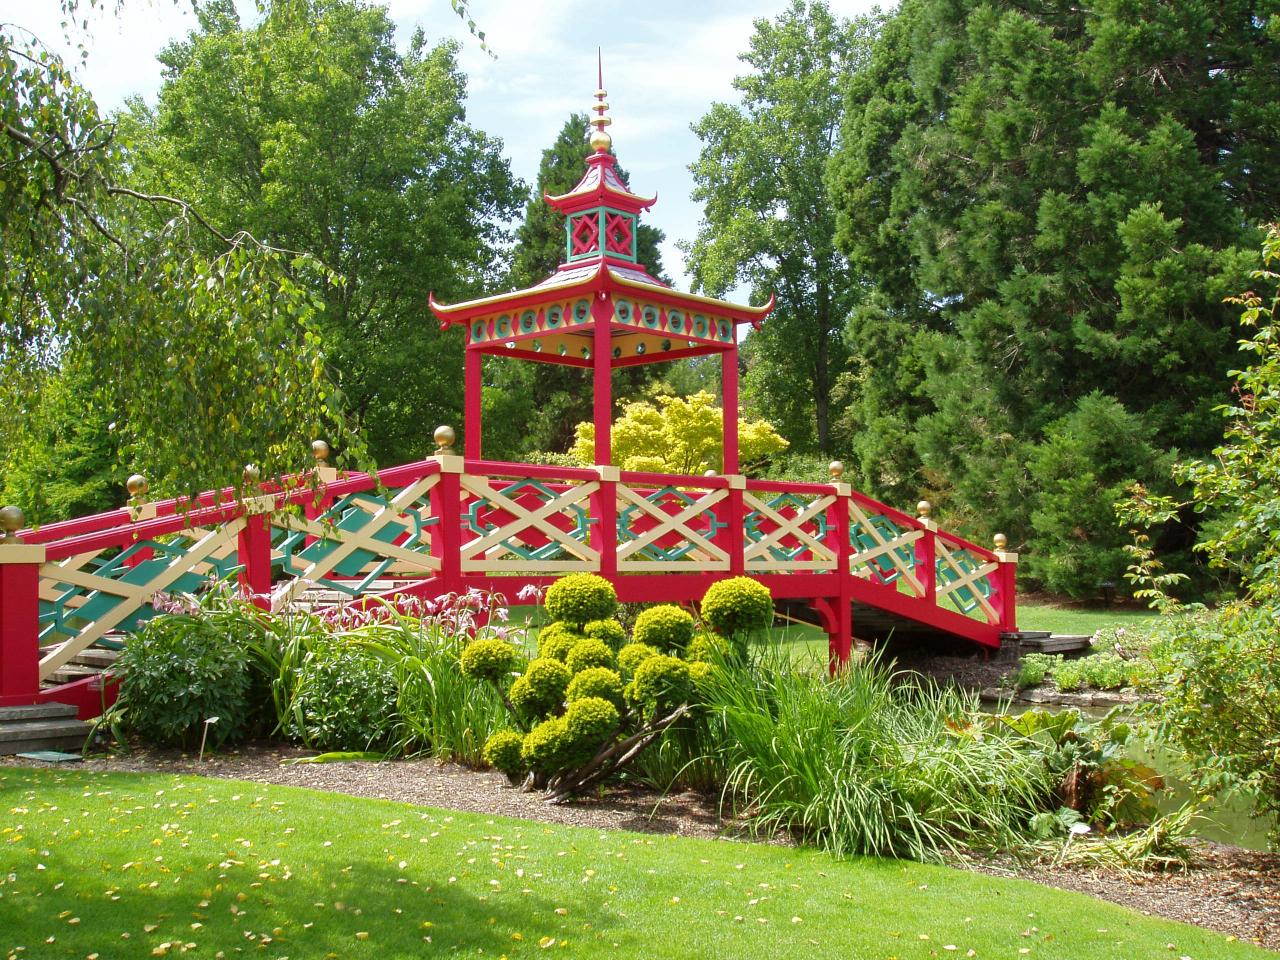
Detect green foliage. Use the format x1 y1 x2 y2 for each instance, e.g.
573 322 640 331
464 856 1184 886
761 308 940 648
459 638 523 685
508 658 571 719
625 655 691 719
582 619 626 651
686 631 732 663
687 1 874 453
701 577 774 639
482 730 527 783
1052 659 1087 693
544 574 617 627
537 621 583 662
520 716 569 774
117 603 260 748
289 638 398 752
571 391 788 475
1015 654 1052 690
616 642 660 677
563 696 619 744
565 667 625 709
564 638 614 675
631 605 696 653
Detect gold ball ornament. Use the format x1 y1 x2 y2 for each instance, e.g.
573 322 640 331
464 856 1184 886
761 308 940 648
588 127 612 152
916 500 933 519
0 504 26 539
828 460 845 479
434 425 456 454
993 533 1009 550
312 439 331 464
126 473 149 498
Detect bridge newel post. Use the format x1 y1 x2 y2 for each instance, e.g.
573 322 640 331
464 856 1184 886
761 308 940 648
431 452 465 593
828 461 853 671
305 441 337 548
992 533 1019 633
0 506 45 706
726 474 746 577
238 464 273 609
915 499 938 605
593 466 618 579
124 473 155 569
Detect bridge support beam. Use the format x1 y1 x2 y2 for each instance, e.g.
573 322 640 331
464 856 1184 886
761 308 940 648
0 543 44 706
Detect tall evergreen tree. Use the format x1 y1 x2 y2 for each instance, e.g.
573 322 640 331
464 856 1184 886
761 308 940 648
828 0 1280 594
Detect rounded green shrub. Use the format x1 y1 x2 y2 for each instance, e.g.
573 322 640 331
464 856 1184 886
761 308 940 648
686 631 731 663
617 641 660 677
565 666 625 708
564 696 619 741
290 639 398 751
688 659 717 693
508 657 571 718
583 618 627 651
700 577 773 638
538 621 584 662
565 637 614 674
520 716 569 773
544 573 617 627
632 604 696 652
460 637 523 684
483 730 527 783
625 654 691 716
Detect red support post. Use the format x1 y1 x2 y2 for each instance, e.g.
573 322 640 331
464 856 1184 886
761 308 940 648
916 526 937 606
465 348 483 460
829 478 853 671
237 513 273 608
591 296 613 465
992 550 1019 632
0 544 43 706
593 466 618 580
721 346 739 475
432 459 464 593
728 476 745 577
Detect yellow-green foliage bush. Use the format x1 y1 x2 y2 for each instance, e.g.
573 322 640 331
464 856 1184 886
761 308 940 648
521 716 568 773
564 696 618 743
460 638 523 684
483 730 526 782
537 621 584 661
583 618 627 650
686 631 731 663
565 637 614 674
617 641 660 677
509 657 571 718
544 573 617 626
626 654 691 718
632 604 695 652
565 666 625 708
701 577 773 638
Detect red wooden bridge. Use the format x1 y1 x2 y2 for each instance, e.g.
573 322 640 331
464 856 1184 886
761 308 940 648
0 72 1019 722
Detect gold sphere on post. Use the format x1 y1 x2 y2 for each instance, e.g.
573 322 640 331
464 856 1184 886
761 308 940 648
588 128 612 152
243 463 261 486
126 473 149 499
704 469 718 478
916 500 932 519
434 425 456 455
311 439 331 465
993 533 1009 551
0 504 26 540
828 460 845 480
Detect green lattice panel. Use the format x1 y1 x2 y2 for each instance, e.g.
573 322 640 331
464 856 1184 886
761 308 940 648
936 548 993 615
464 479 594 562
850 515 916 585
743 493 831 562
616 487 724 562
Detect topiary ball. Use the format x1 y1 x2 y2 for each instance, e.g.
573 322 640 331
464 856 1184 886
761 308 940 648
565 637 615 674
583 618 627 651
617 642 660 677
544 573 617 627
686 631 731 663
508 657 571 718
632 604 696 653
564 695 619 742
538 621 584 662
520 716 569 774
688 660 718 695
625 654 691 717
460 638 523 684
565 666 625 709
483 730 527 783
700 577 773 638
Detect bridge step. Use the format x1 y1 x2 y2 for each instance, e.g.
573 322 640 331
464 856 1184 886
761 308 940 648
1018 634 1093 654
0 708 93 755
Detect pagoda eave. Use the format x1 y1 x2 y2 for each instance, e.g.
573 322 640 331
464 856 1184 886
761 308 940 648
605 270 776 325
428 270 604 326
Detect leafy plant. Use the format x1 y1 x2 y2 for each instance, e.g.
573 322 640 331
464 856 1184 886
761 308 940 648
289 637 398 752
631 604 696 653
700 577 774 648
544 574 618 627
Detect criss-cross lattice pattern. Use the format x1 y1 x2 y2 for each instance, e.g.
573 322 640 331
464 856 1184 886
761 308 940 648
570 213 600 256
604 212 633 256
848 501 924 597
616 484 728 569
460 476 598 572
743 491 836 571
935 539 998 620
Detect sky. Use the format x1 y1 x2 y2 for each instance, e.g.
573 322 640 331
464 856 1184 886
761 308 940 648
0 0 879 291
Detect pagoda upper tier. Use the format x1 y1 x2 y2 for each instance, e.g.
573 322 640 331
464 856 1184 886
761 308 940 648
429 78 774 371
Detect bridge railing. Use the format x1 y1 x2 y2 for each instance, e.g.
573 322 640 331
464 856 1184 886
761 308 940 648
0 451 1018 710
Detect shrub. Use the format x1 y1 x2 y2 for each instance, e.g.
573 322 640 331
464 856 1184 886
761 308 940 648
701 577 773 639
617 641 660 677
117 610 256 748
626 654 691 718
290 638 399 751
686 631 731 663
520 716 569 773
583 618 627 650
565 667 625 708
483 730 527 783
537 621 584 662
508 657 571 718
1053 658 1086 692
1015 653 1056 689
564 696 619 743
1082 653 1129 691
688 660 717 692
565 637 614 674
544 573 617 626
460 638 523 684
632 605 695 652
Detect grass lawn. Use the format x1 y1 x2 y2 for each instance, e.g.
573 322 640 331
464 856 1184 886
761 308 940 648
0 768 1263 960
1014 601 1159 637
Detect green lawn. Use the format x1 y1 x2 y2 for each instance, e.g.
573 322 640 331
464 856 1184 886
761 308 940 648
0 768 1263 959
1015 601 1159 637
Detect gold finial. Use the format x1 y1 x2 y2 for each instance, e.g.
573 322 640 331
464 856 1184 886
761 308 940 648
243 463 261 487
703 469 718 478
829 460 845 480
588 48 612 153
312 439 331 466
126 473 149 500
993 533 1008 551
916 500 932 519
434 425 456 455
0 505 25 542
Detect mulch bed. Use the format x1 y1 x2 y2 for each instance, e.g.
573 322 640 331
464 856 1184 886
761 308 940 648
4 744 1278 950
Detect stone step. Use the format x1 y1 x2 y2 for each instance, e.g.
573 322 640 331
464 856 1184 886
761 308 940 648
1002 630 1050 641
1020 634 1093 654
70 648 120 668
0 702 79 722
47 663 105 685
0 717 92 755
